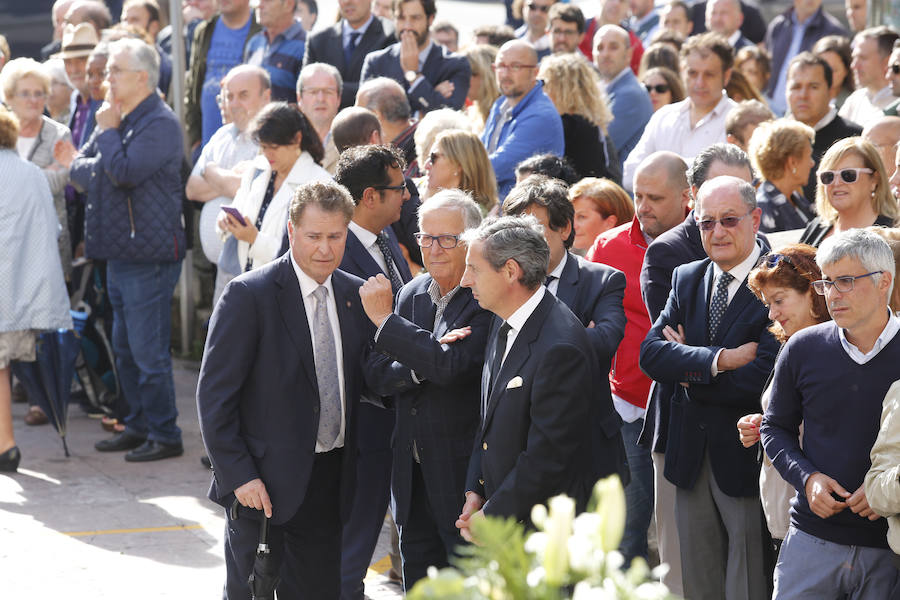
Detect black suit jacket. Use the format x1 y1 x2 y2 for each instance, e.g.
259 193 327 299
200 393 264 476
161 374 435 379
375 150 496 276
360 42 471 113
690 0 767 43
197 255 373 525
366 276 491 529
555 253 630 485
303 17 396 108
466 291 598 521
639 256 778 497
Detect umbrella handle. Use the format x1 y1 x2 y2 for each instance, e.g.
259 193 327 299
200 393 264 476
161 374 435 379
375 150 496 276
258 515 270 553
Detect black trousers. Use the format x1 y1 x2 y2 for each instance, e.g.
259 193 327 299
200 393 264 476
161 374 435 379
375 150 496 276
398 461 464 591
223 448 343 600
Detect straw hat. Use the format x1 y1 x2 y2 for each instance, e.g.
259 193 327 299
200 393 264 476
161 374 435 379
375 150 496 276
52 23 99 60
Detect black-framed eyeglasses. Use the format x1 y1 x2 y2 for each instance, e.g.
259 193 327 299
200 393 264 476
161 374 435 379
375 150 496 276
374 183 407 192
696 212 751 231
891 64 900 75
644 83 670 94
414 233 461 249
812 271 882 295
818 167 873 185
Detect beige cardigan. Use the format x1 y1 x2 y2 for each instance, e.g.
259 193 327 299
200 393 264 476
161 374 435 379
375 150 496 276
864 379 900 554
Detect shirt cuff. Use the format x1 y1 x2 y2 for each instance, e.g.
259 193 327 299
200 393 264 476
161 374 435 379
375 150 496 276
407 75 425 92
711 348 724 377
373 313 393 342
411 370 423 384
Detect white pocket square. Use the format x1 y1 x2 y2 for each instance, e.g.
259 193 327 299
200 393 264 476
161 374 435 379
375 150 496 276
506 376 523 389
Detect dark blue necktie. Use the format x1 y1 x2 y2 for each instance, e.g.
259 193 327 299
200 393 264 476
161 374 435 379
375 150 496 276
344 31 361 66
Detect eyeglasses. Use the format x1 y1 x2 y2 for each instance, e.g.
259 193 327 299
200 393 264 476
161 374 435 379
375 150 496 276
818 167 873 185
891 64 900 75
492 63 537 72
696 212 751 231
414 233 461 249
812 271 882 295
374 183 407 192
526 1 551 11
644 83 670 94
104 66 139 78
14 90 46 100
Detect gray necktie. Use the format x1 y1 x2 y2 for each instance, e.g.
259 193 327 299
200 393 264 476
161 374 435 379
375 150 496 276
312 286 341 447
708 271 734 342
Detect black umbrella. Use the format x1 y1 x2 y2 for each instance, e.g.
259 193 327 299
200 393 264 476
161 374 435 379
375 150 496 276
230 498 281 599
12 325 81 457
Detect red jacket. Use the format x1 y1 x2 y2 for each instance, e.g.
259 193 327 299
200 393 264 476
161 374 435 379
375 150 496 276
586 217 651 408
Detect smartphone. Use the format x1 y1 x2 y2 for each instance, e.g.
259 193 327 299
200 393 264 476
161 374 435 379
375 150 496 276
221 206 247 227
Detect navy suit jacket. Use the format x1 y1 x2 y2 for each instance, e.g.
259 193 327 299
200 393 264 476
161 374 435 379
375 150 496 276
606 70 653 165
556 253 630 484
466 292 598 520
303 17 396 108
360 42 471 113
197 254 373 525
639 256 778 497
366 276 491 529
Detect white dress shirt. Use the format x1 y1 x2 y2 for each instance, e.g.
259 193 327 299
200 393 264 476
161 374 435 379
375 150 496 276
839 309 900 365
710 243 762 377
291 253 347 452
623 92 737 191
544 252 567 296
839 86 895 128
500 285 546 365
348 220 403 277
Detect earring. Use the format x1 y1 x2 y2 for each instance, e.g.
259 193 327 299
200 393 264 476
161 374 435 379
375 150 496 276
792 167 797 174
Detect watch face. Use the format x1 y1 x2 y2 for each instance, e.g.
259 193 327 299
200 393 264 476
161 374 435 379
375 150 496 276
405 70 417 83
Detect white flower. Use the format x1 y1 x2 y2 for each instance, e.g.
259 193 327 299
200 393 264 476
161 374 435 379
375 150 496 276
525 531 547 555
572 581 616 600
592 476 626 552
543 495 575 585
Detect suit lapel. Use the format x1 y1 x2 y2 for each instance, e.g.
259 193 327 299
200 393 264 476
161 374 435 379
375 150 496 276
420 44 441 80
687 261 715 347
556 252 579 309
412 289 435 330
481 294 553 433
437 287 469 338
274 256 318 388
332 271 360 411
343 230 383 279
713 281 755 345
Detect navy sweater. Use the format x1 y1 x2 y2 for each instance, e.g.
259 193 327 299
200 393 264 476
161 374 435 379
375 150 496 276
761 321 896 548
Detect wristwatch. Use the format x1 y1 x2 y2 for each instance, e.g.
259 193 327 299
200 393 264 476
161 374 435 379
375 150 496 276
404 70 420 84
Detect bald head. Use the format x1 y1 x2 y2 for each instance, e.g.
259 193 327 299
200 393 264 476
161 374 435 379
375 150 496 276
863 116 900 174
633 151 691 237
498 39 539 65
332 106 383 152
637 151 689 189
593 25 631 80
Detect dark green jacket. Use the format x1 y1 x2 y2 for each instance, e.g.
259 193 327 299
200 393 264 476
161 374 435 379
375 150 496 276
184 14 261 149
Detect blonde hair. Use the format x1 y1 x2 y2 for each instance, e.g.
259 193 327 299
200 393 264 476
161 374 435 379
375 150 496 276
538 53 612 134
413 108 471 168
568 177 635 225
0 106 19 149
435 128 499 212
1 57 51 101
748 118 814 182
815 137 899 225
462 44 500 130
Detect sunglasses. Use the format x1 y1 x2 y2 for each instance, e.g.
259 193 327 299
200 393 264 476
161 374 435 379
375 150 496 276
761 253 795 270
428 151 441 164
812 271 882 295
818 167 873 185
891 64 900 75
696 212 751 231
644 83 670 94
526 1 551 11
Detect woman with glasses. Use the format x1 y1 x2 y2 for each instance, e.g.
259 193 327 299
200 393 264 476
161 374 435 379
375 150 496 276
422 128 498 214
641 67 684 113
748 119 817 233
537 53 620 183
216 102 330 301
736 244 830 555
799 137 898 248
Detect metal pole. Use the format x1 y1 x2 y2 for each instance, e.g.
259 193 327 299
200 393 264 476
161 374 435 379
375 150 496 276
169 0 194 356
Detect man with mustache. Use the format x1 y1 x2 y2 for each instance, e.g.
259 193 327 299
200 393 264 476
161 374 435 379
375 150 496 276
360 0 470 114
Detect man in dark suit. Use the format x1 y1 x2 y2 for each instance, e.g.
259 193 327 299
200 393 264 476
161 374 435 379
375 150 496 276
637 143 756 597
705 0 753 50
455 215 599 539
197 181 373 599
302 0 395 108
501 175 630 486
333 144 413 599
640 176 778 600
359 190 489 591
361 0 470 114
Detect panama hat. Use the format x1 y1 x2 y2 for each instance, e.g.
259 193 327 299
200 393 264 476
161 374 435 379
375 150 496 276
52 23 99 60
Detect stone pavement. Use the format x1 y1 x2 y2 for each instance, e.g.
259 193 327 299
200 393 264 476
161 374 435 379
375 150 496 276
0 359 402 598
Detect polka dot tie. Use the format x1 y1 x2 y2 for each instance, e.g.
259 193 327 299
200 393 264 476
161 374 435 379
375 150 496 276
708 271 734 343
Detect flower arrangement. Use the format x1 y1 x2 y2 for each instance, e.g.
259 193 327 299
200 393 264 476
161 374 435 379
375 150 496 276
408 476 680 600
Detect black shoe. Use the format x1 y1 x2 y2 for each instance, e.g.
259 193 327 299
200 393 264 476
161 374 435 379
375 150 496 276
125 440 184 462
95 431 146 452
200 455 212 469
11 382 27 404
0 446 21 472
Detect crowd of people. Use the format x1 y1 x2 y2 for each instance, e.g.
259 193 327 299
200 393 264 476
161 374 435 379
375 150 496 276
2 0 900 598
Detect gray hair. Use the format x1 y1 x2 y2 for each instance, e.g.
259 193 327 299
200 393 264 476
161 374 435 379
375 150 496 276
109 38 159 91
418 189 483 231
289 180 355 226
696 175 757 210
356 76 411 123
688 142 755 191
462 215 549 290
816 228 896 298
297 62 343 97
